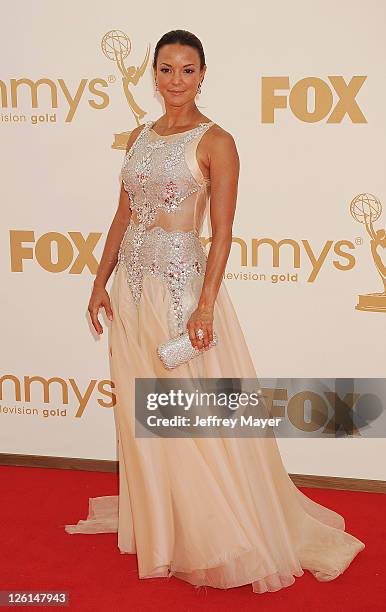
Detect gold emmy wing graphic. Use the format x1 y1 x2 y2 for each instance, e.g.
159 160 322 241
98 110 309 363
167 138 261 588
100 30 150 150
350 192 386 312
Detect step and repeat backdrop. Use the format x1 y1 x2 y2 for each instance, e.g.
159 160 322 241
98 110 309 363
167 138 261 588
1 0 385 478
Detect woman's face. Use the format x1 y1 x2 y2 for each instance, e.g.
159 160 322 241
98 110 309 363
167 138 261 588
153 43 206 106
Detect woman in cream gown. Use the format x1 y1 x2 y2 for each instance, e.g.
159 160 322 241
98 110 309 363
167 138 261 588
64 31 365 594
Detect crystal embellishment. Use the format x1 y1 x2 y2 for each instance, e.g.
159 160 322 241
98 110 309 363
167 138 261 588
117 120 213 333
117 223 207 334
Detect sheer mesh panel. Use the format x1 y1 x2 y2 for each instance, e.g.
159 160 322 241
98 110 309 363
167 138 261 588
129 188 208 235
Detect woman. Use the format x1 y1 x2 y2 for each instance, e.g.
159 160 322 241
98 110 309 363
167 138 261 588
65 30 365 594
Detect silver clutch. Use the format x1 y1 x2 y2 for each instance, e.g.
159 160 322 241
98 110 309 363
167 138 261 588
157 330 218 370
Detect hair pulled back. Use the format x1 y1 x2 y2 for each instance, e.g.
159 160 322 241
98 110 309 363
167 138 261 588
152 30 205 69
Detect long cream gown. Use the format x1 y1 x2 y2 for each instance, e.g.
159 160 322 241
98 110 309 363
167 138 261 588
64 120 365 594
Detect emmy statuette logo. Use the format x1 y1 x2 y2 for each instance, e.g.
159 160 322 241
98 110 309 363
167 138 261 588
100 30 150 150
350 193 386 312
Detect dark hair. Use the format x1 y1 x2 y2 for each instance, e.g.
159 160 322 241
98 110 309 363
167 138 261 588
152 30 206 70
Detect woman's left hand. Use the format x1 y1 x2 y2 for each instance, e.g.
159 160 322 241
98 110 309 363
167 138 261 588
186 306 214 350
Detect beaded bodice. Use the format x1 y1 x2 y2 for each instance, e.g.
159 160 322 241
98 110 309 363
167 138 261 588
121 119 214 234
117 119 215 337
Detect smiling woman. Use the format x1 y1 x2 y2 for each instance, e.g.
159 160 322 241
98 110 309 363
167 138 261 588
64 29 365 595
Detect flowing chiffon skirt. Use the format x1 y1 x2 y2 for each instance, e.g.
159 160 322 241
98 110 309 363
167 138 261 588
64 264 365 594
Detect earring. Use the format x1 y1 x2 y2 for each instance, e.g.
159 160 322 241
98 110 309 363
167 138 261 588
155 80 158 91
197 81 202 94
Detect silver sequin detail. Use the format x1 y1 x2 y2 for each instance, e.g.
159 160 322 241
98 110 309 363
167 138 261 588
157 329 218 370
117 222 207 334
121 120 211 219
117 120 213 334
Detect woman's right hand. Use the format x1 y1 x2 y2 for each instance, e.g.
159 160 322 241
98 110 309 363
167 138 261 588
88 283 113 335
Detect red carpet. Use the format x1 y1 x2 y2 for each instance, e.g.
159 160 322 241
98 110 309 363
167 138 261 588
0 465 383 611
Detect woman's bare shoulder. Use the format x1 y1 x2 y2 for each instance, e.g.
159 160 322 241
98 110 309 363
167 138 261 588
206 121 237 145
202 122 238 158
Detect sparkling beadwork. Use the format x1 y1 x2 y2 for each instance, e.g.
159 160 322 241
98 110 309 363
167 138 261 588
118 223 207 334
157 329 218 370
117 120 213 333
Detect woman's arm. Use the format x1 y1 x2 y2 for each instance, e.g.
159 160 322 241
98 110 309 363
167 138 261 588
93 126 144 289
88 125 144 334
92 182 132 290
198 128 239 309
187 127 240 349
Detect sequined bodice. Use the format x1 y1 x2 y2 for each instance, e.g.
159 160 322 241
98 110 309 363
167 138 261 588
116 119 215 337
121 119 214 234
